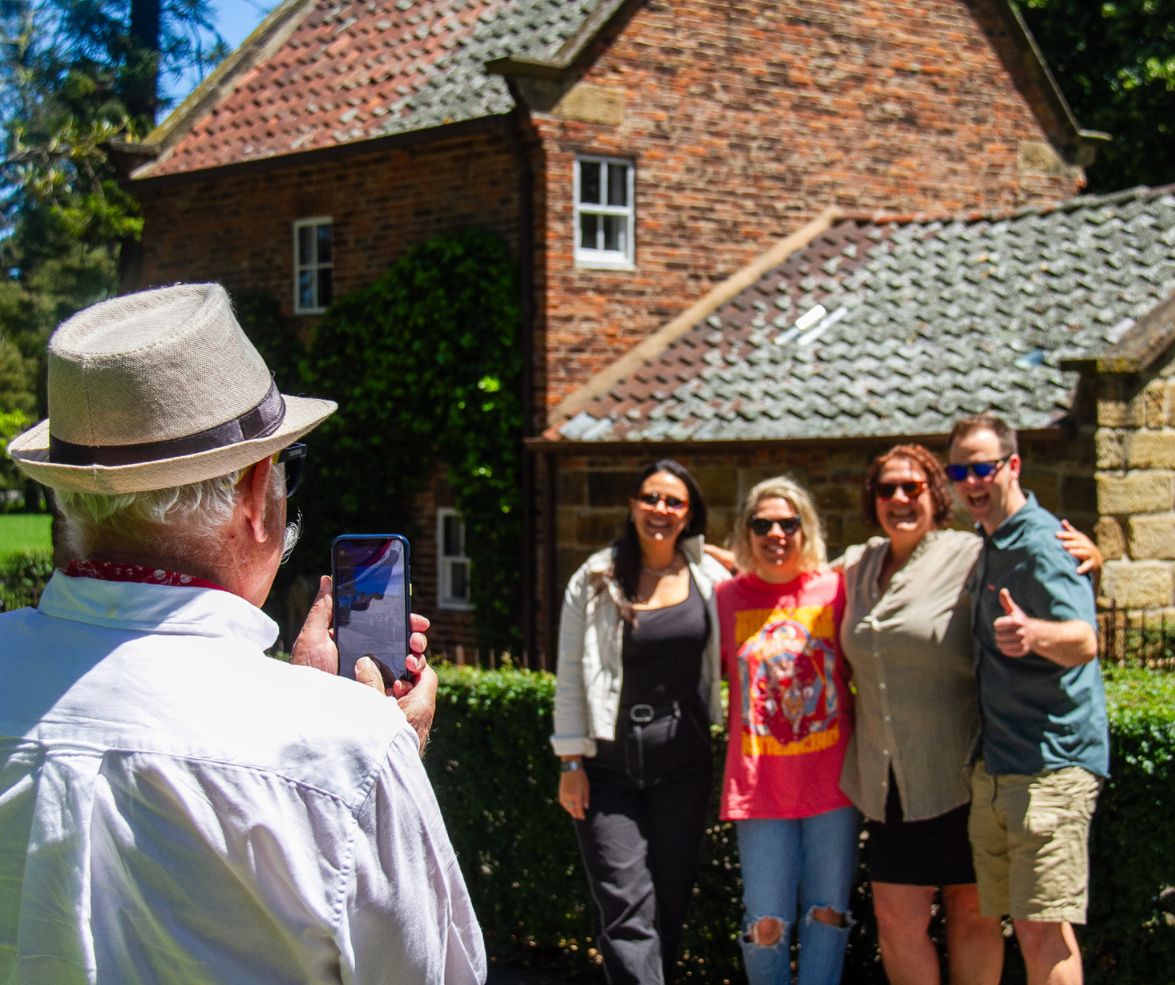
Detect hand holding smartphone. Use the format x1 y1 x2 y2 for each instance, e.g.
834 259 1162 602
331 534 413 685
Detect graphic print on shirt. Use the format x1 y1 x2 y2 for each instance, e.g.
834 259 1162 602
735 605 840 756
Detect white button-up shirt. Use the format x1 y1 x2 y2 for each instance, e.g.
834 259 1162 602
0 572 485 984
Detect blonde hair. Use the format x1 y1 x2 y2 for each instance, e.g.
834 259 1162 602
733 475 827 574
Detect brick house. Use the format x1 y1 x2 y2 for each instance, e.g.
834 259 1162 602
123 0 1104 660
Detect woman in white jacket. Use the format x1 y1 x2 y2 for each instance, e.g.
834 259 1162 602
552 459 730 985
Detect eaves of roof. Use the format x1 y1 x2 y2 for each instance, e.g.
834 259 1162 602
484 0 627 79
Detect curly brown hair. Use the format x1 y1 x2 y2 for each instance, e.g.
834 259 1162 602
861 443 953 528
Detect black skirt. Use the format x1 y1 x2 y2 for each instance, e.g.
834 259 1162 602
865 778 976 886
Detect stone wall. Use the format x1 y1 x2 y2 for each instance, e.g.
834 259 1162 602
1094 367 1175 611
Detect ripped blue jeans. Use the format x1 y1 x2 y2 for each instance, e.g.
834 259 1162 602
736 807 860 985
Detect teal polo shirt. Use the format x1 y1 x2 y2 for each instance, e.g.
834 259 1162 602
971 493 1109 777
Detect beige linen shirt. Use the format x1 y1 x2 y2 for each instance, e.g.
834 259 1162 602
838 528 981 822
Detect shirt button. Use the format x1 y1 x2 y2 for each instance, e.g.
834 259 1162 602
879 682 887 690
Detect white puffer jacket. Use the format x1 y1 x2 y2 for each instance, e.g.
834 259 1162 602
550 534 730 757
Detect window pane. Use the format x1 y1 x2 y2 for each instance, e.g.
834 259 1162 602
297 226 314 265
579 161 601 204
580 213 599 250
603 214 625 254
449 561 468 601
443 515 463 555
607 163 628 206
316 224 333 263
317 269 333 308
298 271 314 309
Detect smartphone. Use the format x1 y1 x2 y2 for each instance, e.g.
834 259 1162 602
331 534 412 685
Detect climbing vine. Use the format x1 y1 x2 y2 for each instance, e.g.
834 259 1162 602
243 229 524 650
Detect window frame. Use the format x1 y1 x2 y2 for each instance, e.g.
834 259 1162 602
436 507 473 611
293 216 334 314
573 155 635 269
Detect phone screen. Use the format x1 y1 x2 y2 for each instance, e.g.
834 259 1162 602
331 534 412 684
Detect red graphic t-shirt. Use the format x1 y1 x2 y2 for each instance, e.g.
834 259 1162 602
718 569 853 820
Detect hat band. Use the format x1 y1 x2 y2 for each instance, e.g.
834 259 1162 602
48 381 287 467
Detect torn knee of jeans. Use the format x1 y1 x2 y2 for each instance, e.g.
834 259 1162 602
743 915 786 947
808 904 853 930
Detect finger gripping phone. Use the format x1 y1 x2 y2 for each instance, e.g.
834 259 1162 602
331 534 412 685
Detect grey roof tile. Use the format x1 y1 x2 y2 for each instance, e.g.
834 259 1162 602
558 186 1175 443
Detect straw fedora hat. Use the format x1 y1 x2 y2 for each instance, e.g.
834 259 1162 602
8 283 336 494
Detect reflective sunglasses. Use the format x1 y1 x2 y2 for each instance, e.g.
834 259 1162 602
875 480 928 500
945 458 1006 482
749 516 802 536
635 491 690 512
273 442 308 498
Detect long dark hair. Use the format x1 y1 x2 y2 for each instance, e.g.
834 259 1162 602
612 459 707 602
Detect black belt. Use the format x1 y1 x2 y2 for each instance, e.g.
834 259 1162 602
622 700 681 724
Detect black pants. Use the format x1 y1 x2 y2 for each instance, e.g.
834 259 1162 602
574 704 712 985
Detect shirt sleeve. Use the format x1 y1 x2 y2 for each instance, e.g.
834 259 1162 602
1021 538 1098 630
550 563 593 756
339 725 487 985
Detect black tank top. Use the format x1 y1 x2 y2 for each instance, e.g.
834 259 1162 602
618 575 709 710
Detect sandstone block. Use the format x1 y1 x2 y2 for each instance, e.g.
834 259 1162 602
1094 517 1125 560
1097 472 1174 515
1095 429 1124 470
1125 431 1175 469
1101 561 1174 608
1127 514 1175 560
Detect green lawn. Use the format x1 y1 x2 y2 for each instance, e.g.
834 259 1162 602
0 513 52 559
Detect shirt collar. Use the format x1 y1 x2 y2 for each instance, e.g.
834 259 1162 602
982 490 1040 548
39 569 279 649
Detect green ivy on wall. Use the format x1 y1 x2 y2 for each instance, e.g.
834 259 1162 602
240 229 525 651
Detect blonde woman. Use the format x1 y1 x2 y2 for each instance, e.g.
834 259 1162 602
717 476 857 985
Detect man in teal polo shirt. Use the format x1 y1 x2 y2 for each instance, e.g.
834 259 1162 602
948 413 1108 985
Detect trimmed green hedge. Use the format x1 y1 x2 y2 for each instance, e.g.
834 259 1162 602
430 664 1175 984
0 549 53 612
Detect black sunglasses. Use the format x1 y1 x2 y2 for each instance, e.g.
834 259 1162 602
749 516 801 536
945 458 1006 482
635 491 689 512
273 442 308 498
875 480 927 500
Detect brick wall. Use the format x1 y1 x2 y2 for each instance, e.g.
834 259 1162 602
529 0 1086 412
1094 363 1175 612
130 126 521 305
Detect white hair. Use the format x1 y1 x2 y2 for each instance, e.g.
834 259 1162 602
55 469 244 560
55 463 300 563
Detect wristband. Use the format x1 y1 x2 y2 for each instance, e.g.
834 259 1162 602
560 759 583 773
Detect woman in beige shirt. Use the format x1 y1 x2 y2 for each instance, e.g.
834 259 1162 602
837 443 1099 985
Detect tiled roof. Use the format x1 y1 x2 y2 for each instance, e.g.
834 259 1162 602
553 186 1175 443
139 0 603 177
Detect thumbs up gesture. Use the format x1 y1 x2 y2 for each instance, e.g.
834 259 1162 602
993 588 1033 657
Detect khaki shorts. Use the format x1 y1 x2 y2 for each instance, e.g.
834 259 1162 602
968 761 1101 923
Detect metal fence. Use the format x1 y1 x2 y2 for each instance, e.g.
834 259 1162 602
1099 601 1175 671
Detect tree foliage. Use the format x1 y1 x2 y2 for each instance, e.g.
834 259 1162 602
0 0 224 500
1014 0 1175 191
287 229 525 652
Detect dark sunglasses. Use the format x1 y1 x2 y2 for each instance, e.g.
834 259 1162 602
875 480 927 500
273 442 308 498
635 491 689 512
749 516 801 536
945 458 1006 482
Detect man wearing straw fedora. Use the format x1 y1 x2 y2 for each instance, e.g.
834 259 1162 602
0 284 486 983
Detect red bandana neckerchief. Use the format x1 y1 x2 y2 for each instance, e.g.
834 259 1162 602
66 559 231 594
